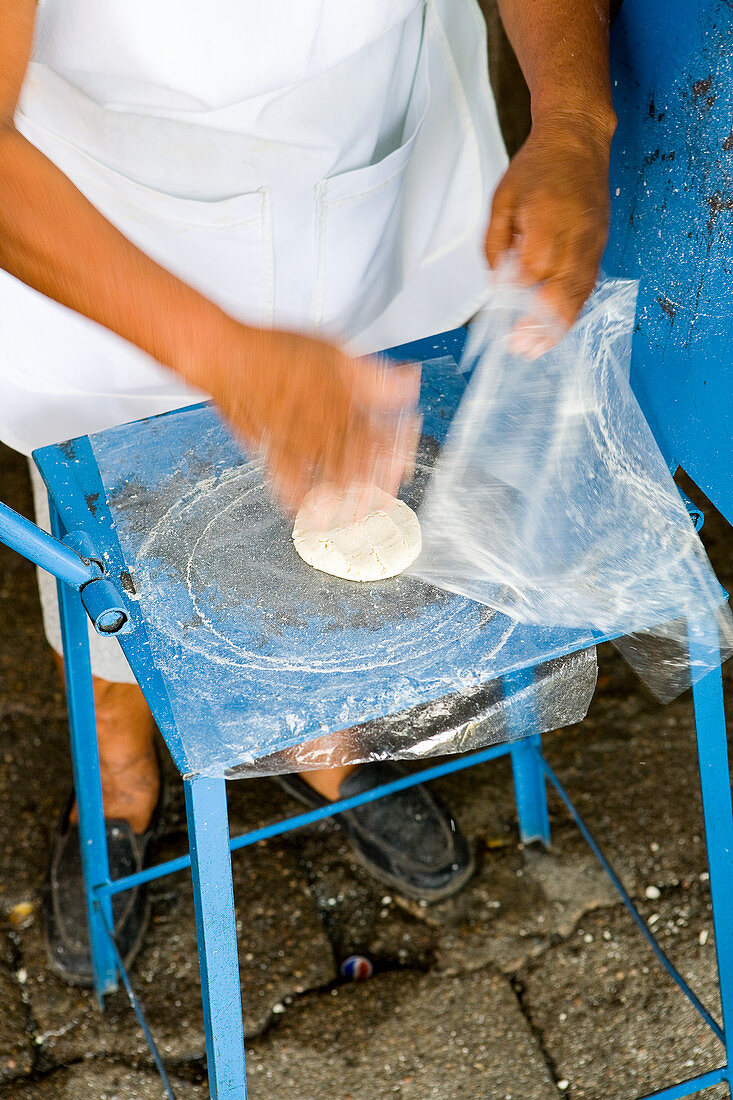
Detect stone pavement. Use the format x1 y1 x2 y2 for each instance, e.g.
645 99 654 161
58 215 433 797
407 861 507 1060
1 430 732 1100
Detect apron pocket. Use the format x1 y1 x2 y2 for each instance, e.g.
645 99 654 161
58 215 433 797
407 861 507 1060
16 116 275 327
96 177 275 326
312 17 430 339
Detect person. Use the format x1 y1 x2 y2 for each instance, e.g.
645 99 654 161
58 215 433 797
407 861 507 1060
0 0 617 983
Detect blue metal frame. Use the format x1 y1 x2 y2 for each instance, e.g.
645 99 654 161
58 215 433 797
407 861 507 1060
0 488 730 1096
505 667 551 847
0 500 98 588
98 698 733 1100
644 1069 728 1100
0 326 726 1097
48 499 119 1001
1 0 730 1093
0 500 131 636
690 617 733 1093
185 777 247 1100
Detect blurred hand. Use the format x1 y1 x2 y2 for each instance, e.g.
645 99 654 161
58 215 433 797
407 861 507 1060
485 111 614 356
206 325 421 513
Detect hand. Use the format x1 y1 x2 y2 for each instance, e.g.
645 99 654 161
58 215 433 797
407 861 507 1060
485 110 615 356
204 324 421 513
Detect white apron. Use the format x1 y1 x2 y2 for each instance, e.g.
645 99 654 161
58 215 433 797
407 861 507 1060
0 0 508 455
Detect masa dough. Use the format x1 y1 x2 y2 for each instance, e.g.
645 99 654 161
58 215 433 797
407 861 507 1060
292 484 422 582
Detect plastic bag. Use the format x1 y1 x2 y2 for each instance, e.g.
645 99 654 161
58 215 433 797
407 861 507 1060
412 265 733 701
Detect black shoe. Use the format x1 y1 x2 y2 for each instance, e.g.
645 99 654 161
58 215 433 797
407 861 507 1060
42 773 164 987
276 762 475 902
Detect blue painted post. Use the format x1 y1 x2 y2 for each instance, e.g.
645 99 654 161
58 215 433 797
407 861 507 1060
184 776 247 1099
605 0 733 523
690 616 733 1092
505 667 551 847
0 500 98 588
49 499 118 1000
0 501 131 636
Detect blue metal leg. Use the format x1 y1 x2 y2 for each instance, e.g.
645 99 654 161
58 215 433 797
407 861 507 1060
690 616 733 1094
49 499 118 1000
511 734 551 846
184 776 247 1100
504 667 551 847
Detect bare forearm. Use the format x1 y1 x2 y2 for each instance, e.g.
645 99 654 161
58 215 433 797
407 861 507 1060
496 0 616 133
0 125 241 388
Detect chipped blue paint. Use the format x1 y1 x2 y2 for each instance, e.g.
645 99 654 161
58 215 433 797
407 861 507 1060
605 0 733 520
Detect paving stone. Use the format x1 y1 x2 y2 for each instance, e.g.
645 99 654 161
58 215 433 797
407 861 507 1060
429 832 618 977
431 754 523 845
367 831 615 979
246 966 559 1099
17 838 335 1068
295 809 618 980
290 820 439 973
4 1062 206 1099
520 883 727 1099
431 637 728 913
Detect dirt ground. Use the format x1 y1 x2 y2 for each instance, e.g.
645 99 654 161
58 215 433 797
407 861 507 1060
1 5 732 1099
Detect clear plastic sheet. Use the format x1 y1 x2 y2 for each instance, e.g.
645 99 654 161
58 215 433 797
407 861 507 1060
89 354 599 779
226 648 597 778
412 271 733 701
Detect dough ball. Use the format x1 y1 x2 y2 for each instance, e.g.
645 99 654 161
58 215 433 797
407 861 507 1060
292 484 422 582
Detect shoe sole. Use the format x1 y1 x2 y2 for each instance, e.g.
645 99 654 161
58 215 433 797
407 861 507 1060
346 837 477 903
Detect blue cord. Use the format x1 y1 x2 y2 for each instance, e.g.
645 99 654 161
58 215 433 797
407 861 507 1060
97 905 178 1099
538 751 725 1045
